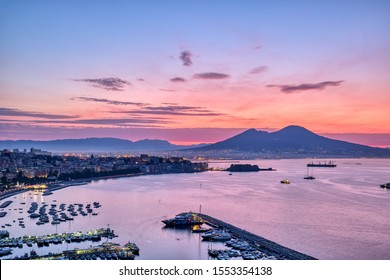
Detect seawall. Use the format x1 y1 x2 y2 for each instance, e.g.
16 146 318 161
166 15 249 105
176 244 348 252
197 213 316 260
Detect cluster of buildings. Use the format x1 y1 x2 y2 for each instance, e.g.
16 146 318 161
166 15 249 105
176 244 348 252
0 148 208 188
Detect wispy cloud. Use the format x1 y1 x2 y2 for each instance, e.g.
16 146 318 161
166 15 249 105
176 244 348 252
267 80 344 93
72 77 132 91
71 118 169 125
170 77 186 83
1 118 169 127
249 66 268 74
0 107 78 119
193 72 230 80
159 89 176 92
72 97 148 106
112 105 223 116
180 51 192 66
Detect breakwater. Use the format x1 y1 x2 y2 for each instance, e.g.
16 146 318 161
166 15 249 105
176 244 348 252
197 213 316 260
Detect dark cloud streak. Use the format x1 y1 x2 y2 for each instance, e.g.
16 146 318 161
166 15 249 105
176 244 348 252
72 77 132 91
193 72 230 80
0 107 78 119
267 80 344 93
111 104 223 117
73 97 148 106
170 77 186 83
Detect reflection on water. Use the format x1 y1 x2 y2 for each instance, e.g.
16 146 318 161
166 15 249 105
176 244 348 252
1 158 390 260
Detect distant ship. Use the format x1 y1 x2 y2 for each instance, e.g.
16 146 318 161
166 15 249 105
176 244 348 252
380 183 390 189
162 212 203 227
304 167 316 180
307 161 336 167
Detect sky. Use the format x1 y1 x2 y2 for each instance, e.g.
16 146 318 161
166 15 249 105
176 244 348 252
1 0 390 146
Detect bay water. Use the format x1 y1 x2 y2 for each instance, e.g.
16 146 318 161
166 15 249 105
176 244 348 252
1 158 389 260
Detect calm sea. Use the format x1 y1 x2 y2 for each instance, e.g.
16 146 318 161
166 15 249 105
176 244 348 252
1 158 389 260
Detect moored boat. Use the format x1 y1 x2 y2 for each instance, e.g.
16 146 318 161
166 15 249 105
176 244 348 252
0 248 12 256
162 212 203 227
201 229 231 241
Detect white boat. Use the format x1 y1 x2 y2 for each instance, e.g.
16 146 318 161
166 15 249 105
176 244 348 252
211 231 232 242
202 229 231 241
42 190 53 196
0 248 12 256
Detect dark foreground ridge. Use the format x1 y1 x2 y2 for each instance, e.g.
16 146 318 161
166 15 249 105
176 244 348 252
197 213 316 260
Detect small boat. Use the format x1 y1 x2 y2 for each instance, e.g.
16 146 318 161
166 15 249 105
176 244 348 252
124 242 140 255
42 190 53 196
304 167 315 180
380 183 390 189
201 229 231 241
208 249 220 258
0 248 12 256
192 226 210 233
211 231 232 242
280 179 290 184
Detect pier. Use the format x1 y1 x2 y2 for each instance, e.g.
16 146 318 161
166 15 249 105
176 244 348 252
196 213 316 260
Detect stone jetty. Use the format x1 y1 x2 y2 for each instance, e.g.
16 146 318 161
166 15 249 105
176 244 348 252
197 213 316 260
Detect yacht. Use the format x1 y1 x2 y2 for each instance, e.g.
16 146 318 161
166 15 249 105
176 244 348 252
162 212 203 227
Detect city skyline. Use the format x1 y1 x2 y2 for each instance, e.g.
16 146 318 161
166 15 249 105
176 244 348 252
1 1 390 146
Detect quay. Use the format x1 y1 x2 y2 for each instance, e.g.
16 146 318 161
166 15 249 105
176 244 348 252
196 213 316 260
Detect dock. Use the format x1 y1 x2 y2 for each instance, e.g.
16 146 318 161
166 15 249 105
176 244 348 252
197 213 316 260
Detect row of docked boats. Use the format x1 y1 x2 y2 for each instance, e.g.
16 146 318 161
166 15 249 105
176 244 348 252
208 239 278 260
0 228 116 249
5 241 139 260
63 242 138 260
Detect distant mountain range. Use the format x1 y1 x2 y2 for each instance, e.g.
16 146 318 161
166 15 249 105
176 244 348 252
0 138 207 153
1 125 389 158
190 125 390 158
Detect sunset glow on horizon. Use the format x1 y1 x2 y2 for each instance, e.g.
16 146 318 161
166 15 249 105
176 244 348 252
1 1 390 146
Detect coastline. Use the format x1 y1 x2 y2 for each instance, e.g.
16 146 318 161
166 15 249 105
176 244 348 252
0 172 146 202
0 170 206 202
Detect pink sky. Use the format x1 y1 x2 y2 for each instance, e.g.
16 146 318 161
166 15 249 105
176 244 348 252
1 1 390 147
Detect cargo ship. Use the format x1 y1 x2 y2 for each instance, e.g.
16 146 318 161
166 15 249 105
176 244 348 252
307 161 336 167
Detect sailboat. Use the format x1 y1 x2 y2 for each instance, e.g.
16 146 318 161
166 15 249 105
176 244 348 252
304 166 315 180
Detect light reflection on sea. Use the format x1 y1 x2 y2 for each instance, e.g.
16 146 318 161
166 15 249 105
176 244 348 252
1 158 390 260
